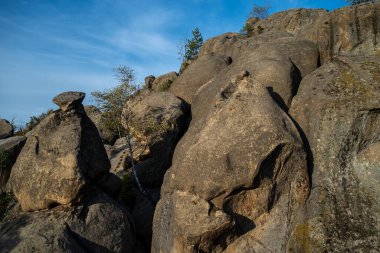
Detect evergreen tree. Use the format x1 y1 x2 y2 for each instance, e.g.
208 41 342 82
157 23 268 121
178 27 203 73
184 27 203 62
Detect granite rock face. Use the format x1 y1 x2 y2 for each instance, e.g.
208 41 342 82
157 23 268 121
288 55 380 252
152 2 380 253
254 2 380 63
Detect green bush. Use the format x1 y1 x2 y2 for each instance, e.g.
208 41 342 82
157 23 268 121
92 66 140 139
241 23 255 37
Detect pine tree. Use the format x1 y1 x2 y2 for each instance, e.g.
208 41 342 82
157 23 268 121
184 27 203 62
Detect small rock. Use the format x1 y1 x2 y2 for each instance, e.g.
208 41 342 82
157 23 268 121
145 75 156 89
52 91 85 111
0 119 14 139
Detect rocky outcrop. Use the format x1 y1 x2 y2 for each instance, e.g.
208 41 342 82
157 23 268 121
151 71 178 92
0 119 14 139
1 92 139 252
194 32 319 111
288 55 380 252
9 92 118 211
153 73 310 252
84 105 117 144
0 189 138 253
152 3 380 252
169 53 232 104
0 136 26 193
121 90 188 186
254 2 380 63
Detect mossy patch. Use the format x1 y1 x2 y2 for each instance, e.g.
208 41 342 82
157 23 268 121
287 223 311 253
0 148 9 170
118 171 135 208
0 192 16 221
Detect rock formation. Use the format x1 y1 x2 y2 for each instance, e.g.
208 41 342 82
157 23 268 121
1 91 139 252
9 91 116 211
153 73 310 252
152 2 380 253
1 2 379 253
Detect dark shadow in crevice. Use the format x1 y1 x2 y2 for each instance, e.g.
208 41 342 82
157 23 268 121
286 113 314 192
230 213 256 236
266 87 289 112
66 224 113 253
290 61 303 98
252 144 284 189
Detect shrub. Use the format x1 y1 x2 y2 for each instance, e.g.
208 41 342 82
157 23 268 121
249 3 270 19
241 23 255 37
91 66 140 139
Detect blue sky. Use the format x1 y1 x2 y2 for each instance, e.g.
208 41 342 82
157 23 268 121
0 0 348 127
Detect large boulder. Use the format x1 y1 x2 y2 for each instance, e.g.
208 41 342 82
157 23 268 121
0 119 14 140
121 90 188 187
151 71 178 92
288 55 380 252
254 2 380 63
0 189 138 253
169 53 232 104
9 92 117 211
0 136 26 193
153 73 310 252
